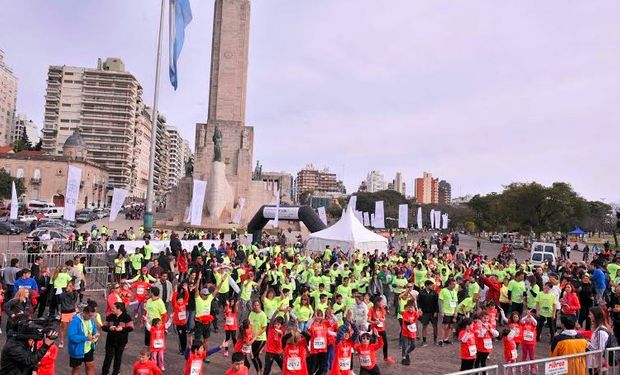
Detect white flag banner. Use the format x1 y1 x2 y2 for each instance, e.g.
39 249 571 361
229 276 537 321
355 210 363 223
374 201 385 229
442 213 449 229
272 190 280 227
347 195 357 211
317 206 327 225
232 197 245 224
188 179 207 226
398 204 408 229
228 276 241 294
434 210 442 229
10 181 18 220
109 188 129 222
370 213 375 227
417 206 423 229
246 233 254 246
63 165 82 221
429 209 435 229
363 212 370 226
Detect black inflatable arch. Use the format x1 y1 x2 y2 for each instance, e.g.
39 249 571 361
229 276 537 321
247 205 327 242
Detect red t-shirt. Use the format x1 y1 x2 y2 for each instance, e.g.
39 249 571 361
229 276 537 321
234 328 254 354
330 339 354 375
368 306 387 332
353 335 383 370
401 310 421 339
459 329 477 360
172 292 189 326
133 360 163 375
224 307 238 331
282 338 309 375
309 320 329 353
36 342 58 375
225 366 249 375
502 336 518 361
473 321 494 353
183 352 206 375
177 255 189 273
508 322 522 343
266 325 284 354
521 321 537 344
133 282 151 303
149 325 166 352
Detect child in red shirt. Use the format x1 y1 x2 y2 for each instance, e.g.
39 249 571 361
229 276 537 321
146 318 166 371
353 329 384 374
501 327 519 373
367 297 394 364
458 317 477 371
400 300 421 366
264 316 285 375
36 340 58 375
226 352 250 375
282 324 311 375
172 284 190 354
520 311 538 373
184 340 226 375
473 311 499 369
330 320 359 375
233 319 255 368
133 348 163 375
308 310 331 375
224 299 239 357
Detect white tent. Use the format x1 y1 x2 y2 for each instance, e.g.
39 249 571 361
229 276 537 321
305 208 389 254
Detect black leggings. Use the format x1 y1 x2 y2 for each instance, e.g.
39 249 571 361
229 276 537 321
308 352 327 375
475 352 489 368
461 358 475 371
360 365 381 375
225 330 237 348
263 352 283 375
176 325 188 353
251 340 266 371
378 330 388 360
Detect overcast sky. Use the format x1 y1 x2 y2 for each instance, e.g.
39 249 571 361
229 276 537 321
1 1 619 202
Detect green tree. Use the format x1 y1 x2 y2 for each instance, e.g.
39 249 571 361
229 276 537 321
13 131 32 152
0 170 26 200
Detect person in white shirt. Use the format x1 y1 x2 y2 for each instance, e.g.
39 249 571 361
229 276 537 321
587 306 611 369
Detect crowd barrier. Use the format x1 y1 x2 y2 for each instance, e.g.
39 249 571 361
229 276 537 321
445 365 500 375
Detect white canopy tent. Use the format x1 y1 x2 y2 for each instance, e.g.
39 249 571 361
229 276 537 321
305 208 389 254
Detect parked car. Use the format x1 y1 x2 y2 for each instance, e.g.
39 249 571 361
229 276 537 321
93 208 107 219
489 234 502 243
530 242 559 266
18 214 38 223
76 210 97 223
0 222 21 235
512 239 524 249
39 207 64 219
0 218 30 232
36 221 76 233
26 228 68 241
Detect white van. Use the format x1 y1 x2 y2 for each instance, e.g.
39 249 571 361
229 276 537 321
27 200 55 212
530 242 559 266
40 207 64 219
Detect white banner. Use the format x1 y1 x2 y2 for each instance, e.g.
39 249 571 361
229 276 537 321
317 206 327 225
442 213 449 229
417 206 423 229
363 212 370 226
429 209 435 229
370 213 375 227
398 204 408 229
434 210 442 230
263 206 300 221
272 190 280 227
354 210 363 223
10 181 18 220
347 195 357 211
63 165 82 221
374 201 385 229
109 188 128 222
233 197 245 224
246 234 254 246
188 179 207 226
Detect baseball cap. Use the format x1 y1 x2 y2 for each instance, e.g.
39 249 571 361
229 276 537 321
200 288 210 295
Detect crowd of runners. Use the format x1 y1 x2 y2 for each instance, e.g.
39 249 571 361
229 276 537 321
1 226 619 375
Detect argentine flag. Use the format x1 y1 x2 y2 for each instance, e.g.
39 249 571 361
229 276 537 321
169 0 192 90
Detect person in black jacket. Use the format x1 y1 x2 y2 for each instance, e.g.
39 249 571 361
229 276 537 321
0 328 58 375
101 302 134 375
35 266 51 318
170 232 182 257
417 280 439 346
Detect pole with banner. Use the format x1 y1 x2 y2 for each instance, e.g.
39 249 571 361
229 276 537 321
63 165 82 222
109 188 129 222
398 204 408 229
417 206 423 229
374 201 385 229
10 181 18 220
317 206 327 225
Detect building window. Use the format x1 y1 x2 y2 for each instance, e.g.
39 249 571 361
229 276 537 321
16 168 24 178
33 169 41 179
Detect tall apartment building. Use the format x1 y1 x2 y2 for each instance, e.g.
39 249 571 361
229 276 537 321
166 126 191 190
365 170 388 193
438 180 452 204
414 172 439 204
152 111 170 196
295 164 345 201
0 49 17 146
389 171 406 195
10 114 40 145
41 57 147 200
131 104 153 199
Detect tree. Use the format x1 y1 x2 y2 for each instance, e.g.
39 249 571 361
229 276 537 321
13 131 32 152
0 170 26 200
32 138 42 151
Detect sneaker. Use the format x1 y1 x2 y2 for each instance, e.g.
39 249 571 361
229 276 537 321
444 340 453 345
438 341 444 347
58 343 64 349
401 358 410 366
384 357 395 365
422 342 428 347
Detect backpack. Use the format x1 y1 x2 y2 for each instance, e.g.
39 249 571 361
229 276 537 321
598 327 618 364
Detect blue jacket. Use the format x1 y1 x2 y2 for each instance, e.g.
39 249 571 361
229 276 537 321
592 268 606 290
12 277 39 294
67 314 97 358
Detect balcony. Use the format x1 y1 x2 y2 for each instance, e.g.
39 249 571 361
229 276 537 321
30 177 41 185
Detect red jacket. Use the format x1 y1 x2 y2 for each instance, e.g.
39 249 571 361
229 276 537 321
481 276 501 305
560 292 580 315
133 360 163 375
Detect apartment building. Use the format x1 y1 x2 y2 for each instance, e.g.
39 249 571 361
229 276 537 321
295 164 345 201
414 171 439 204
365 170 388 193
166 125 190 190
0 49 17 146
10 114 40 145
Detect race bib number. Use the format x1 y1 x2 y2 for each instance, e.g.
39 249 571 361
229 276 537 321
202 307 210 316
137 287 145 294
541 306 550 314
511 327 520 337
153 339 164 349
313 337 326 350
177 311 187 320
190 361 201 375
511 349 518 360
287 357 302 371
483 338 492 350
226 317 235 326
407 323 417 333
242 344 252 354
468 345 477 356
360 355 372 367
339 357 351 370
376 321 384 328
523 330 534 341
450 300 457 308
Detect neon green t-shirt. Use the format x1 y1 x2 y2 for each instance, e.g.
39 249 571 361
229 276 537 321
439 287 458 315
536 291 557 318
248 311 267 341
508 280 526 304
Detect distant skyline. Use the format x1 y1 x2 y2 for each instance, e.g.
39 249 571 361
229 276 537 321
1 1 619 202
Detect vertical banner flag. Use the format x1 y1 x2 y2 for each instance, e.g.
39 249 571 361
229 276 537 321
188 179 207 225
233 197 245 224
169 0 193 89
363 212 370 226
63 165 82 221
398 204 408 229
355 210 363 223
374 201 385 229
370 213 376 227
271 190 281 228
317 207 328 225
434 210 442 229
246 233 254 246
347 195 357 211
442 214 449 229
430 209 435 229
109 188 129 222
417 206 423 229
10 181 18 220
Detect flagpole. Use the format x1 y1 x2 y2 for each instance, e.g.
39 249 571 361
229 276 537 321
144 0 166 233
